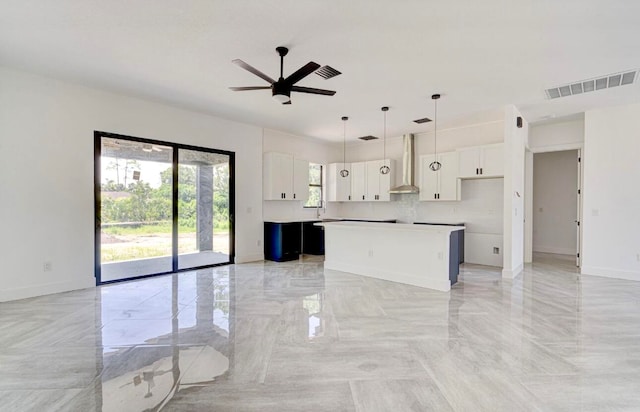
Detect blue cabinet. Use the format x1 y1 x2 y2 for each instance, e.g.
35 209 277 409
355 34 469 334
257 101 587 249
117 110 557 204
264 222 302 262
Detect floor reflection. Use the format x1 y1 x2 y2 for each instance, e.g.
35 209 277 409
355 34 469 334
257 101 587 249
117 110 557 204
95 267 235 411
93 261 329 410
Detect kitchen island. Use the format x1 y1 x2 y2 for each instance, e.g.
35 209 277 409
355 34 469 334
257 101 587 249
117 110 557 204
321 221 464 292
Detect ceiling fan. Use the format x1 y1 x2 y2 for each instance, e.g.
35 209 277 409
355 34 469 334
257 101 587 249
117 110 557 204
229 46 337 104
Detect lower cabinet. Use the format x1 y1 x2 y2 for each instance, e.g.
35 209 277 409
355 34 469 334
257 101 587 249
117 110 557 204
302 222 325 255
264 221 325 261
264 222 301 262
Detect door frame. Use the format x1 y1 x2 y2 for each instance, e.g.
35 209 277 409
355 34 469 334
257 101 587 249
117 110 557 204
94 131 235 285
525 143 583 267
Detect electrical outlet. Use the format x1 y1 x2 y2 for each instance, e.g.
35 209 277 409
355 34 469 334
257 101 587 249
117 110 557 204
257 240 261 247
368 249 374 257
43 262 52 272
493 247 500 254
437 251 444 260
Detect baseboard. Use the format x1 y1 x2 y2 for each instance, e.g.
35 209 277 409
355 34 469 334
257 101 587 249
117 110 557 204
0 279 94 302
580 265 640 282
533 246 576 256
502 263 523 279
324 260 451 292
234 253 265 264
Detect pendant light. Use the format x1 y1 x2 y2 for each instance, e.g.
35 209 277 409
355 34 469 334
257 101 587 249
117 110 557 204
380 106 390 175
429 94 442 172
340 116 349 177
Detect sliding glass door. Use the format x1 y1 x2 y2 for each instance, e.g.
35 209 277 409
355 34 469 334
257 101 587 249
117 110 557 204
95 132 234 284
177 149 231 270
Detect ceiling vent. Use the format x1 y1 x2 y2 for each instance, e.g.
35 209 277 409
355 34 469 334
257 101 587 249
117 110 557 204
358 135 379 141
315 65 342 80
413 117 432 124
545 70 637 99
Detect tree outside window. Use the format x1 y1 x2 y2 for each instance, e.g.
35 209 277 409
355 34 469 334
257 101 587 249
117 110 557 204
304 163 322 207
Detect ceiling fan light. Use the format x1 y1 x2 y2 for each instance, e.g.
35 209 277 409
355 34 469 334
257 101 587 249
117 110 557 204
272 93 290 103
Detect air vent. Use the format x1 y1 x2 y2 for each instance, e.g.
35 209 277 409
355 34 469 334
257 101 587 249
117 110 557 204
358 135 379 141
413 117 432 124
315 65 342 80
545 70 638 99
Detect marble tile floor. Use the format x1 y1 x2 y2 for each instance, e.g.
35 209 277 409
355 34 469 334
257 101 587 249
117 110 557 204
1 253 640 411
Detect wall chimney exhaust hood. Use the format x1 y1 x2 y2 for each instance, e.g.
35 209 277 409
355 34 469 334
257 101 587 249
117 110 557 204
389 134 420 194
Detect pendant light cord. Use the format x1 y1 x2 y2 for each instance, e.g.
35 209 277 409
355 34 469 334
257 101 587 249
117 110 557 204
433 97 438 157
383 109 387 160
340 116 349 178
343 117 347 169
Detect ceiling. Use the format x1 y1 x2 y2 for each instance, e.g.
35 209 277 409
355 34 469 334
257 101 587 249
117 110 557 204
1 0 639 142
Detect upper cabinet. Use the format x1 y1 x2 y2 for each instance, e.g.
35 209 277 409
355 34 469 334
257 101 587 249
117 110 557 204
457 143 504 178
365 159 393 201
326 159 394 202
326 163 352 202
350 161 367 201
419 151 460 201
263 152 309 201
293 158 309 202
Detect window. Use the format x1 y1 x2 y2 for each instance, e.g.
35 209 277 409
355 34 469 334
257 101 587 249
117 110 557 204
304 163 323 207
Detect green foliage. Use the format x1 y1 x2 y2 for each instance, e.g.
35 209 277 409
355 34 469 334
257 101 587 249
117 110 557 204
101 163 230 232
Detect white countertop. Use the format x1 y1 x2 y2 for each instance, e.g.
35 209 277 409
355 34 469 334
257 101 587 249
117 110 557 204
264 217 397 224
264 218 324 223
319 221 464 232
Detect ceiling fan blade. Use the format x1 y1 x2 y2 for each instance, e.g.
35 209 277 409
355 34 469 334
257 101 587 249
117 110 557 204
232 59 275 84
285 62 321 85
291 86 336 96
229 86 271 91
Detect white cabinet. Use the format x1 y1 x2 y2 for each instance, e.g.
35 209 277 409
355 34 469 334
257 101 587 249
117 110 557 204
457 143 504 178
350 159 394 201
263 152 309 201
350 162 367 201
293 158 309 202
419 151 460 201
327 159 393 202
366 159 393 201
326 163 352 201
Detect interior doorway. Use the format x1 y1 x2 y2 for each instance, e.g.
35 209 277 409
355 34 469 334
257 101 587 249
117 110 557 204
95 132 235 284
532 149 581 266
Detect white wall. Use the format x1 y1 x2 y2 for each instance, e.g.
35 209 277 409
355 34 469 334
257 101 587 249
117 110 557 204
502 105 527 278
582 103 640 281
262 128 341 221
529 118 584 151
532 150 578 255
0 67 264 302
